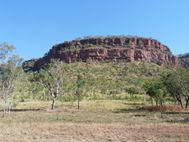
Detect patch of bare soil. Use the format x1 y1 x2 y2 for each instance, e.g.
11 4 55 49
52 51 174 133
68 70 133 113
0 122 189 142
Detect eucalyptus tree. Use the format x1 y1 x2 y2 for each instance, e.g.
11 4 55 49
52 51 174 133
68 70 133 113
75 74 84 109
0 43 22 114
162 68 189 108
74 64 87 109
143 78 166 107
0 42 15 63
32 60 66 110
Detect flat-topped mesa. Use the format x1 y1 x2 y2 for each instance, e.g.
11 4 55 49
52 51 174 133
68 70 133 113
30 36 178 71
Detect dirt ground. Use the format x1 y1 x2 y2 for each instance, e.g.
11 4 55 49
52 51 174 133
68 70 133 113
0 122 189 142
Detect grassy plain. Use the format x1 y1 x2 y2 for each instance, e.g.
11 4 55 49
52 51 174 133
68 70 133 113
0 100 189 142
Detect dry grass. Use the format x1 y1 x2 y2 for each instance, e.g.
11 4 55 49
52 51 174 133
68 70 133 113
0 100 189 142
0 122 189 142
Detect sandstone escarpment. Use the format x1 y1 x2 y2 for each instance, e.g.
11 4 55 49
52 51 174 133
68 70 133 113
24 36 178 71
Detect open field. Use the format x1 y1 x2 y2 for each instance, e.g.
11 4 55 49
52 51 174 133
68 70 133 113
0 100 189 142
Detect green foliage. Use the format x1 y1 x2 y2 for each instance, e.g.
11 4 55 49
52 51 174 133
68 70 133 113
27 61 168 105
143 77 167 106
0 43 22 113
31 59 68 110
143 67 189 108
126 87 141 95
162 67 189 108
0 42 15 62
1 54 175 109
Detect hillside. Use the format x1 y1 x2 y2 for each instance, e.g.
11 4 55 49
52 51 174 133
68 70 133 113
23 36 178 71
23 61 168 100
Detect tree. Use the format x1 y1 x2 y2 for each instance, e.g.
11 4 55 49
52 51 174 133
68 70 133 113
32 60 65 110
143 78 166 107
75 73 85 110
162 68 189 108
0 43 22 114
0 42 15 63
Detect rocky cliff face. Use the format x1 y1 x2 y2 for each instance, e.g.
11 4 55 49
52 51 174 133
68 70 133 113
24 36 178 71
179 53 189 68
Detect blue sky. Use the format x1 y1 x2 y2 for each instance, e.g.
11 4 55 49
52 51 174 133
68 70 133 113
0 0 188 60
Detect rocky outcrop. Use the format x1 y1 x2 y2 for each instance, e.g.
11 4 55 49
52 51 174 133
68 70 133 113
179 53 189 68
24 36 178 71
22 59 38 72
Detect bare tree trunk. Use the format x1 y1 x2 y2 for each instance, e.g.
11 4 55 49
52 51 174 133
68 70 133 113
179 99 184 108
51 98 55 110
175 95 183 108
151 98 154 106
185 98 189 108
155 100 158 106
3 91 10 115
160 100 163 108
3 101 10 116
50 90 57 110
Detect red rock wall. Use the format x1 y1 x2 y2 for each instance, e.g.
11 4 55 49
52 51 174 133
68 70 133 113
33 37 178 70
